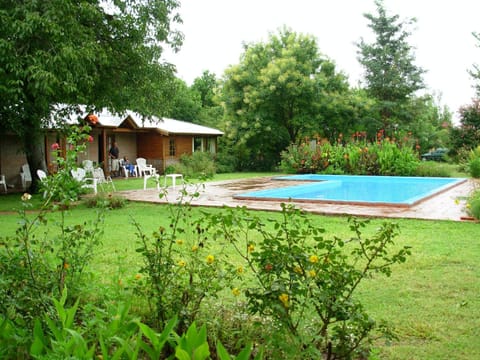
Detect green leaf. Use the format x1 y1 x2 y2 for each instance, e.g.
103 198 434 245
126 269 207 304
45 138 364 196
175 348 191 360
235 342 253 360
30 319 45 356
216 341 231 360
192 342 210 360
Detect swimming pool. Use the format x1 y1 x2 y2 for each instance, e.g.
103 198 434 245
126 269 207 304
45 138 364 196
233 175 467 207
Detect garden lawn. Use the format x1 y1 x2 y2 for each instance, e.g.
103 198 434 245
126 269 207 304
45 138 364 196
0 195 479 359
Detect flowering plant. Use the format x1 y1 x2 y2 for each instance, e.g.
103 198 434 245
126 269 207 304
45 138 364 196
205 204 411 358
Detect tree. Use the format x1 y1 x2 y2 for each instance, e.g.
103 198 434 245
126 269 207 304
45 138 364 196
191 70 218 108
450 99 480 153
357 0 425 132
0 0 182 191
470 32 480 96
166 78 202 121
221 27 349 170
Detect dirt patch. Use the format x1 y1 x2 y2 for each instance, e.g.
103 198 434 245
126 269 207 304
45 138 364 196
219 177 313 191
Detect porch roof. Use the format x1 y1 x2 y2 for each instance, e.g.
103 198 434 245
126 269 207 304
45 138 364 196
53 105 223 136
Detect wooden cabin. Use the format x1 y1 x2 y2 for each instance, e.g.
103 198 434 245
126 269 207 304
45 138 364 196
0 108 223 190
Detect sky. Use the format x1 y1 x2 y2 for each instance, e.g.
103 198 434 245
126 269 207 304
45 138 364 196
163 0 480 122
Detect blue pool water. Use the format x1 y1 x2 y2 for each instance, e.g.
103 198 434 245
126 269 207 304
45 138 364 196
234 175 467 206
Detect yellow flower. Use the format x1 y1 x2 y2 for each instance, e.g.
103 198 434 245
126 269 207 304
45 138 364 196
176 239 184 245
236 266 244 274
454 198 460 205
232 288 240 296
191 245 199 252
21 193 32 201
279 293 289 308
177 260 186 267
466 203 471 209
135 273 142 280
309 255 319 263
247 244 255 253
308 270 316 278
206 255 215 264
293 265 303 274
63 262 70 270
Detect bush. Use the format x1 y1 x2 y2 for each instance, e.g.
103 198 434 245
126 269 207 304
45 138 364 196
467 189 480 220
280 139 419 176
415 162 453 177
204 204 411 358
84 193 127 209
0 126 105 331
171 152 216 178
279 141 329 174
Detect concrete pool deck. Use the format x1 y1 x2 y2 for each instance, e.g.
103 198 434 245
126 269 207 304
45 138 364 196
119 176 478 221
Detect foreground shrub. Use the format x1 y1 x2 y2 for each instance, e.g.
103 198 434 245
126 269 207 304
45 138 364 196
38 125 93 203
205 204 411 359
3 289 259 360
0 125 105 334
132 185 236 335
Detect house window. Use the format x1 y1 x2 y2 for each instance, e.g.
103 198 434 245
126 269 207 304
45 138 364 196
206 138 216 153
193 137 203 152
169 138 176 156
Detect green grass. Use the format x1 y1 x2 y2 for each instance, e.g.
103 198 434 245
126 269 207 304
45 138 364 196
1 172 479 359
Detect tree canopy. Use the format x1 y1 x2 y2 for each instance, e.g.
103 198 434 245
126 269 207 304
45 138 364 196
356 0 425 130
221 27 349 170
0 0 182 188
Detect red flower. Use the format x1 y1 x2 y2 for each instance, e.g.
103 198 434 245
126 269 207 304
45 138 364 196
51 143 60 150
87 114 98 124
87 135 94 143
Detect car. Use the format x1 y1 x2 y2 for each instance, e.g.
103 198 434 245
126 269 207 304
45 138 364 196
421 148 449 161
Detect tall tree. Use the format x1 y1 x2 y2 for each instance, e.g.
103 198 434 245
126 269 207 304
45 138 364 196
0 0 182 190
191 70 218 108
471 32 480 96
450 99 480 153
166 78 202 121
357 0 425 131
221 27 349 170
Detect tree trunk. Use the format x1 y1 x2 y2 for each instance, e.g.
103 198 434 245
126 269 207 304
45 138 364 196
24 128 47 194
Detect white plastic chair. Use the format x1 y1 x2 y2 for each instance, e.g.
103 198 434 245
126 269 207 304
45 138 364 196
136 158 159 190
36 169 48 198
71 168 97 194
119 159 137 178
82 160 95 175
93 167 116 191
20 164 32 190
0 174 6 193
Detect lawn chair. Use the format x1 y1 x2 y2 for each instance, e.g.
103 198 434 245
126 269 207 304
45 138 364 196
0 174 6 193
71 168 98 194
136 157 159 190
20 164 32 191
93 167 116 192
36 169 48 198
82 160 95 175
119 158 137 178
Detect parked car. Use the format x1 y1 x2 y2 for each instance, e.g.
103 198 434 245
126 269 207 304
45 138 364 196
421 148 449 161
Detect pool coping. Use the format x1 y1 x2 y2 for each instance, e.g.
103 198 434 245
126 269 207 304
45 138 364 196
119 176 477 221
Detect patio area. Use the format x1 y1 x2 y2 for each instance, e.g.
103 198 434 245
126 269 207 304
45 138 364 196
119 176 477 221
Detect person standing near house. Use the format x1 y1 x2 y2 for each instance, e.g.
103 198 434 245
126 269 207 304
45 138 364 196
109 141 120 177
